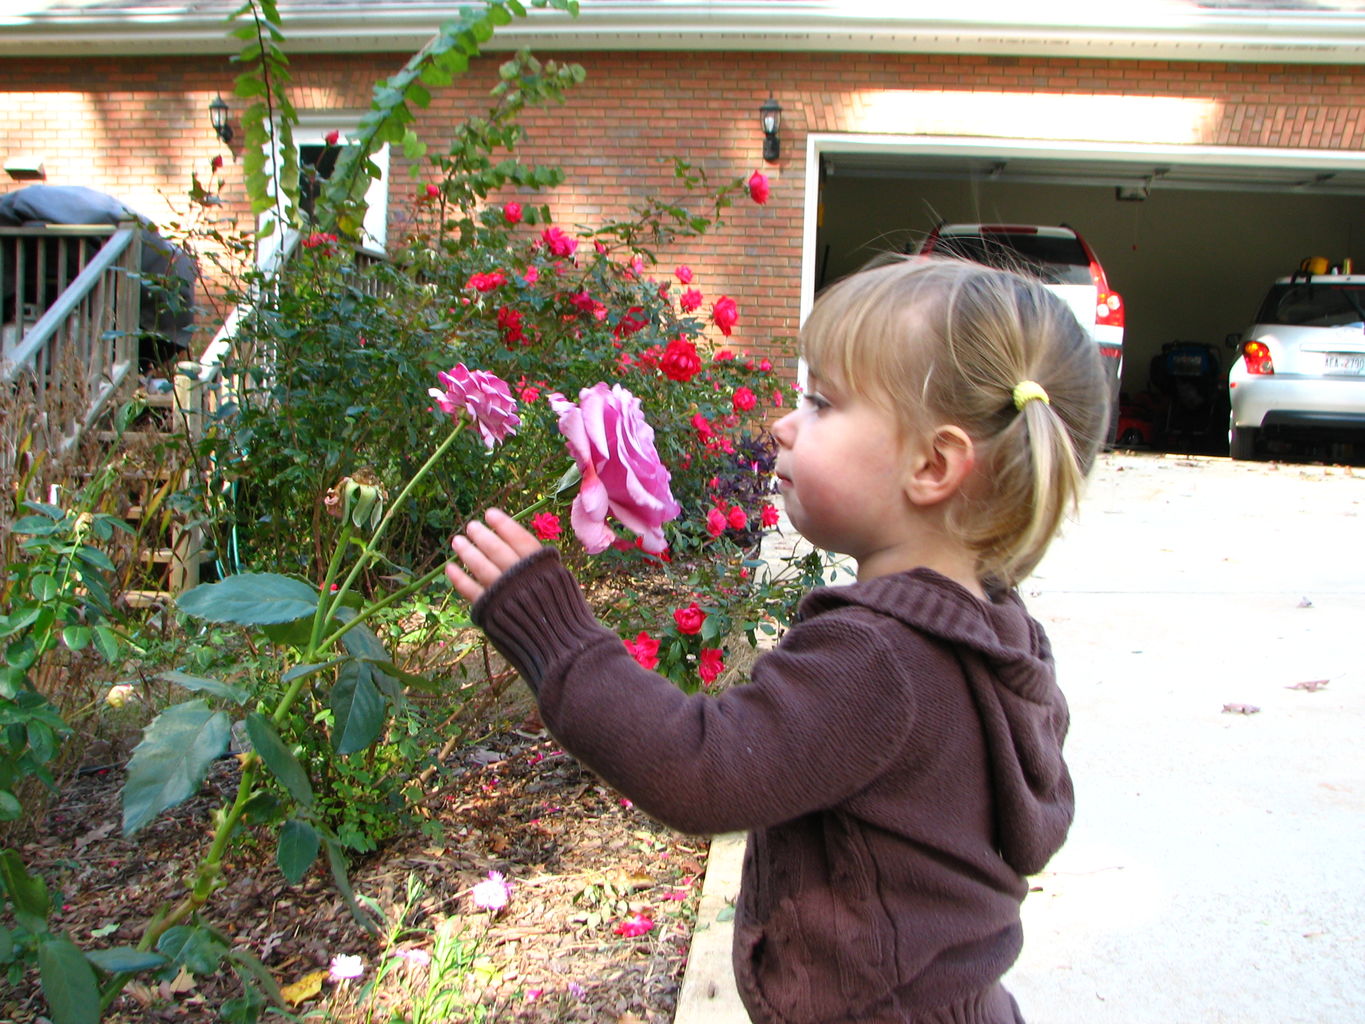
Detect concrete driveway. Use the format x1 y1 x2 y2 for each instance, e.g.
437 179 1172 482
677 451 1365 1024
1007 452 1365 1023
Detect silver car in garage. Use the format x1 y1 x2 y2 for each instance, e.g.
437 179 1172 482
1228 272 1365 459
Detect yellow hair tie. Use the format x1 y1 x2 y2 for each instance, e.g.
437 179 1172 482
1012 380 1050 411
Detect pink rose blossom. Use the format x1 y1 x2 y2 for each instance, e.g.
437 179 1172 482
428 364 520 449
548 384 681 554
760 503 780 528
523 266 540 284
679 288 703 313
699 648 725 686
732 387 756 412
504 201 523 224
613 913 655 937
675 265 693 284
624 631 660 670
727 506 747 530
424 184 441 199
712 296 739 337
747 170 770 205
531 512 562 541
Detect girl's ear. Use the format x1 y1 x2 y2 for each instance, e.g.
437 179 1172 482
904 425 976 507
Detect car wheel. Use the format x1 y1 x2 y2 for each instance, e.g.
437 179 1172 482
1229 426 1259 460
1119 428 1145 447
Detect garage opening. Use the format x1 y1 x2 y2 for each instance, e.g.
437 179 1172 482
808 137 1365 457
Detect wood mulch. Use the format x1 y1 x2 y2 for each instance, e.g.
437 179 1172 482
4 720 708 1023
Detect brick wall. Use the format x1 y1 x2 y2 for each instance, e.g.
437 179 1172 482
4 47 1365 371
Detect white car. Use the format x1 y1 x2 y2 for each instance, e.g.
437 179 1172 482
915 223 1126 390
1227 273 1365 459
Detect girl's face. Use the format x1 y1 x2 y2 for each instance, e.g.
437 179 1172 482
771 372 922 579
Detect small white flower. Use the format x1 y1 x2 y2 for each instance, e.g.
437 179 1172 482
329 953 364 981
471 870 510 911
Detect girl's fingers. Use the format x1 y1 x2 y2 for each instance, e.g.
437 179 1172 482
484 508 544 561
446 509 546 603
444 554 485 603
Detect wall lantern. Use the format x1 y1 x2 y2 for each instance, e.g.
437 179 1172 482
760 95 782 163
208 94 234 145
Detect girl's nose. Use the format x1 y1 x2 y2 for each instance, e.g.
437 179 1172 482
771 409 797 448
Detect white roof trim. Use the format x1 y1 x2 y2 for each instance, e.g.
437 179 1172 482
6 1 1365 61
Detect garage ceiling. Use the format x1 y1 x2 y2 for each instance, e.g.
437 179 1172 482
821 151 1365 197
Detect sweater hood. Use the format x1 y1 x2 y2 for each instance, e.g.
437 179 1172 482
798 569 1073 876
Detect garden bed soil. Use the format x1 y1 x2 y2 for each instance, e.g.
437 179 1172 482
5 719 708 1023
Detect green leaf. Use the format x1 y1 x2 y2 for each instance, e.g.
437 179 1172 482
280 658 343 684
277 818 319 884
29 575 59 601
177 573 320 626
92 626 119 663
159 670 250 705
84 946 169 974
156 923 228 975
323 835 380 935
244 713 313 806
0 848 50 932
121 700 231 837
330 661 385 755
0 789 22 821
61 626 92 652
38 935 101 1024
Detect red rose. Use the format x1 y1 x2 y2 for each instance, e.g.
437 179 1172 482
760 503 780 527
541 226 578 258
504 201 523 224
727 506 747 530
679 288 703 313
699 648 725 686
691 413 714 441
324 129 341 146
712 296 739 337
660 338 702 383
748 170 770 205
673 602 706 636
210 154 224 171
468 271 507 293
706 508 726 537
732 387 756 412
425 184 441 199
497 306 526 346
530 512 562 541
675 265 693 284
623 631 660 671
613 307 649 339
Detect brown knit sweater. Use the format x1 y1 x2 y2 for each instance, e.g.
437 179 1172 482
471 548 1073 1024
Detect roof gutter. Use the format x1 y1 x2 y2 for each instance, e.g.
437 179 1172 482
5 2 1365 62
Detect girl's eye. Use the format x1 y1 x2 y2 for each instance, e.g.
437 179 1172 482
802 392 831 411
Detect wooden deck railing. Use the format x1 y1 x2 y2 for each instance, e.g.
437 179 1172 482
1 223 142 454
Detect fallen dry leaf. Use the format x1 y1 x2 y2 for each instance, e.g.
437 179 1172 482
280 969 328 1005
1222 703 1261 714
1287 679 1330 692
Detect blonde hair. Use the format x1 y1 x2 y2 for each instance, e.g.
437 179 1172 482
801 256 1110 588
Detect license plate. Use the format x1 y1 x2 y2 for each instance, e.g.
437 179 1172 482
1323 353 1365 374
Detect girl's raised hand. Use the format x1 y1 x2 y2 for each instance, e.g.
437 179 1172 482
446 508 544 603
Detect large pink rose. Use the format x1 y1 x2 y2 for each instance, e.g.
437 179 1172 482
548 384 681 554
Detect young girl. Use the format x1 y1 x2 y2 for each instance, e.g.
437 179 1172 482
446 257 1110 1024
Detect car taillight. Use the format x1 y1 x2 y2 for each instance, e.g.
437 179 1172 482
1096 291 1124 327
1242 340 1274 375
